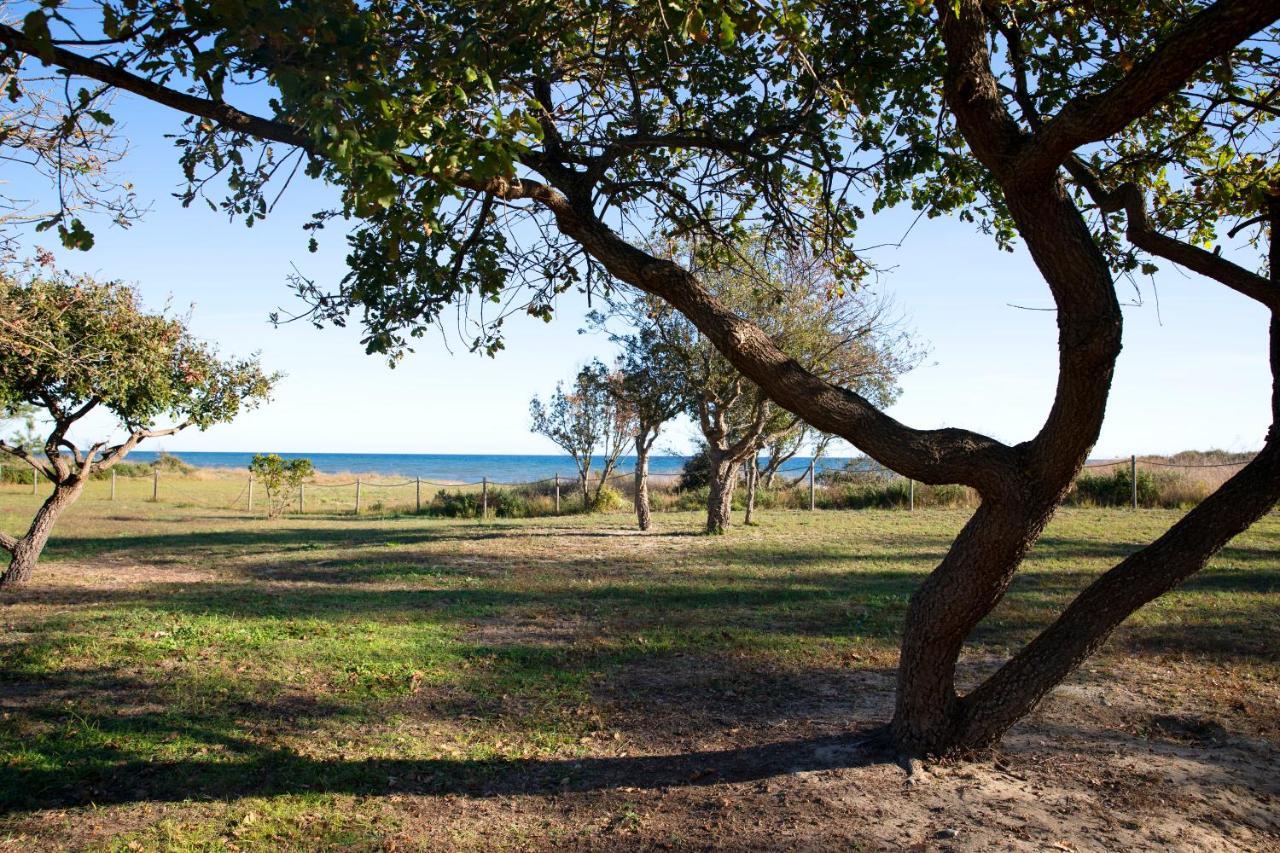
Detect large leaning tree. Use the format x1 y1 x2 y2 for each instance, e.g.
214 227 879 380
0 266 276 587
2 0 1278 755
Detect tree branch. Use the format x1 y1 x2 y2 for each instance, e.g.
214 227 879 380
1067 158 1278 309
1021 0 1280 176
0 439 53 478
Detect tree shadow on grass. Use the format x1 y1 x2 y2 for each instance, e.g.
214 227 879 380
0 727 892 813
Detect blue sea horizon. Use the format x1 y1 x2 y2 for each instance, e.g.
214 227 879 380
127 451 867 484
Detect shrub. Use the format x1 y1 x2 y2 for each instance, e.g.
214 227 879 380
151 452 194 474
1070 466 1162 504
431 489 479 518
678 446 711 491
589 484 625 513
249 454 314 518
89 460 152 480
1069 468 1159 508
489 488 533 518
0 465 40 484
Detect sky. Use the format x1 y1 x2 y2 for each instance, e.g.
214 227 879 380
4 84 1273 459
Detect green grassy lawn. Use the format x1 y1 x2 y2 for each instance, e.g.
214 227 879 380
0 482 1277 849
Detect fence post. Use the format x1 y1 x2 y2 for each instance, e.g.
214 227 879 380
31 468 37 495
555 473 560 515
1131 454 1138 510
415 476 421 513
111 469 116 501
909 478 915 512
482 477 488 519
808 460 816 512
247 476 254 511
299 483 305 515
355 478 362 515
152 468 159 502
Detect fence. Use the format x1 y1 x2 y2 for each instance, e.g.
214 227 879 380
0 455 1260 518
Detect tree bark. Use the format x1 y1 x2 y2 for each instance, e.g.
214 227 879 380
743 457 759 525
0 480 84 588
705 447 738 534
634 444 652 531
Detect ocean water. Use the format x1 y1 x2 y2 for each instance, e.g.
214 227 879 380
127 451 865 484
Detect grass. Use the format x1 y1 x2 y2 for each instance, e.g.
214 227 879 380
0 483 1277 849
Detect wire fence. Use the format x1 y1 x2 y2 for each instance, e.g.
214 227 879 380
0 455 1260 518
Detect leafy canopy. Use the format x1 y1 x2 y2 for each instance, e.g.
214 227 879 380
0 266 277 434
4 1 1276 349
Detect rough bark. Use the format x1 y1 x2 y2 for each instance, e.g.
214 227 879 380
0 479 84 588
705 447 738 534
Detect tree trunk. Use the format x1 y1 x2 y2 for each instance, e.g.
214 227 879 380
0 480 83 588
743 457 759 525
705 447 738 534
634 448 652 531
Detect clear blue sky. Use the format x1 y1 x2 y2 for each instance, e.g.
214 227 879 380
8 87 1273 458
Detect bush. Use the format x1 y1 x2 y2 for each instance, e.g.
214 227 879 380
430 489 480 518
489 488 533 518
0 465 40 484
589 484 625 513
678 446 711 491
89 460 151 480
1070 468 1159 508
152 452 195 474
249 454 314 518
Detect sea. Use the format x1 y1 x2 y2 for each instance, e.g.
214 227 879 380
126 451 866 485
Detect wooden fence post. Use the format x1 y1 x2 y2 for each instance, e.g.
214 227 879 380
355 478 362 515
299 483 305 515
31 468 37 495
554 473 560 515
247 476 254 511
808 461 815 511
111 469 116 501
152 468 159 502
909 478 915 512
482 477 488 519
415 476 421 513
1131 454 1138 510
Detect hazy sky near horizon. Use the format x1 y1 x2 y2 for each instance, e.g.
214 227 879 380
5 88 1272 459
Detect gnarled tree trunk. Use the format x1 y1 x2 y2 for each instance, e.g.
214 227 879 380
705 446 738 534
0 479 84 588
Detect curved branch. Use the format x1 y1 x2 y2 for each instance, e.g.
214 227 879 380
1067 158 1277 309
1021 0 1280 176
546 199 1018 491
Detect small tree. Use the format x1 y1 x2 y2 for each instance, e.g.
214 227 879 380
0 266 276 587
596 322 689 531
249 454 314 519
530 361 634 508
607 241 913 533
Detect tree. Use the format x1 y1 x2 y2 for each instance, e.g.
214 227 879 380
610 327 688 531
603 241 909 534
249 454 314 519
4 0 1278 756
529 361 634 507
0 266 276 587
